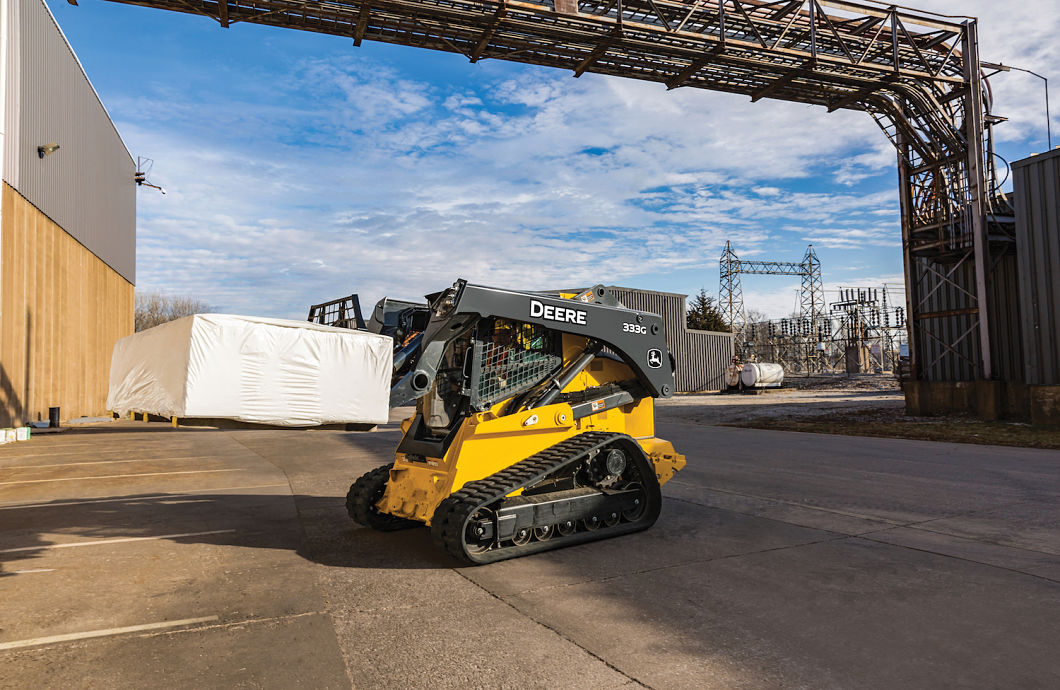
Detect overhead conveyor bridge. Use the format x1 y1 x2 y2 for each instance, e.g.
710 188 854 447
94 0 1017 381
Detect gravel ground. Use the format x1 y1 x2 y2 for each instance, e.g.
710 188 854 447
657 386 905 426
785 374 901 392
658 378 1060 450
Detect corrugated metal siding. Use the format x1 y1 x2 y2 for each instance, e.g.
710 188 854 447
606 287 733 392
3 0 135 283
1013 149 1060 385
3 0 20 191
679 329 734 391
987 253 1024 384
607 288 685 352
910 253 1023 383
911 257 977 381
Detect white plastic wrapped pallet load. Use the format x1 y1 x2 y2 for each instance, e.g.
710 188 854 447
107 314 393 426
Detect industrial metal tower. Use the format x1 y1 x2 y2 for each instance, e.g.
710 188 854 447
719 242 825 347
799 245 824 335
719 241 746 342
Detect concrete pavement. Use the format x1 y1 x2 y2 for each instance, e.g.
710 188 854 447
0 414 1057 688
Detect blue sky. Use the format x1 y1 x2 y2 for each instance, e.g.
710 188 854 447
51 0 1060 319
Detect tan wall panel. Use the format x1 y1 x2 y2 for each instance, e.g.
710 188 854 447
0 183 133 426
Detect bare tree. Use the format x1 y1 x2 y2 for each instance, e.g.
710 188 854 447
746 308 768 325
743 309 772 350
135 291 213 332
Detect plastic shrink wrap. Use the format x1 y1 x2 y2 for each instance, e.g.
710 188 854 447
107 314 393 426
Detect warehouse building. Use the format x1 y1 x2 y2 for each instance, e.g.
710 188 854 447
0 0 135 426
552 286 734 392
604 287 733 392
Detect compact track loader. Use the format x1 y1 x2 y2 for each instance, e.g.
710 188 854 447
346 280 686 564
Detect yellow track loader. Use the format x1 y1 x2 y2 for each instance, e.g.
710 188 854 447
347 280 685 564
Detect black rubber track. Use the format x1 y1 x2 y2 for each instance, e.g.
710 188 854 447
346 464 420 531
430 431 662 565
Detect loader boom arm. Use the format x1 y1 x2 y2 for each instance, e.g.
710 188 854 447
390 280 675 407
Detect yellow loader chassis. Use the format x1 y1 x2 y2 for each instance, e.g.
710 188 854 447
377 399 685 525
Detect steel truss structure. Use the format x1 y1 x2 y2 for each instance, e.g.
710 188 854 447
746 285 907 375
97 0 1013 381
719 240 823 343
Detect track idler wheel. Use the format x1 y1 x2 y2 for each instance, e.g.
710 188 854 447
464 509 494 554
346 465 419 532
621 482 647 522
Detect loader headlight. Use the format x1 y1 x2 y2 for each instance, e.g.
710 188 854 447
434 287 459 317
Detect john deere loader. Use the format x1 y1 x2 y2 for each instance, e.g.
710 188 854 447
346 280 685 565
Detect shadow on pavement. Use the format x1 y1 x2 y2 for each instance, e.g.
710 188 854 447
0 490 452 577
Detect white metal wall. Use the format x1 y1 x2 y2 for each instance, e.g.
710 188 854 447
3 0 135 283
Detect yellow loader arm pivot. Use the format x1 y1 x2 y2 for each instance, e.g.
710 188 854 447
346 280 686 565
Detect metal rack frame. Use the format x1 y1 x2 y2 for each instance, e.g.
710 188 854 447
100 0 1013 381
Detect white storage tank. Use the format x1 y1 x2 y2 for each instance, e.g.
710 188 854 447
724 364 742 389
741 362 784 389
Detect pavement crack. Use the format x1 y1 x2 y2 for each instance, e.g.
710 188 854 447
666 484 906 527
454 569 652 689
897 524 1060 558
141 611 328 639
665 494 869 538
228 436 358 689
851 500 1046 542
503 533 853 598
854 534 1060 585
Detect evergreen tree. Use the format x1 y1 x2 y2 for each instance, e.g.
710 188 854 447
686 289 730 332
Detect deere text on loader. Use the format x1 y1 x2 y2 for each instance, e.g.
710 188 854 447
346 280 686 565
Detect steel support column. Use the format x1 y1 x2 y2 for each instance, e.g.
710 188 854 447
962 21 992 380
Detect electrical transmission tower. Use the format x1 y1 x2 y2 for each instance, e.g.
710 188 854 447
719 243 825 354
719 241 745 342
799 246 823 333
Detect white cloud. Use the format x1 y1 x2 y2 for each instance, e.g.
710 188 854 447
930 1 1059 148
111 0 1059 319
120 58 902 317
